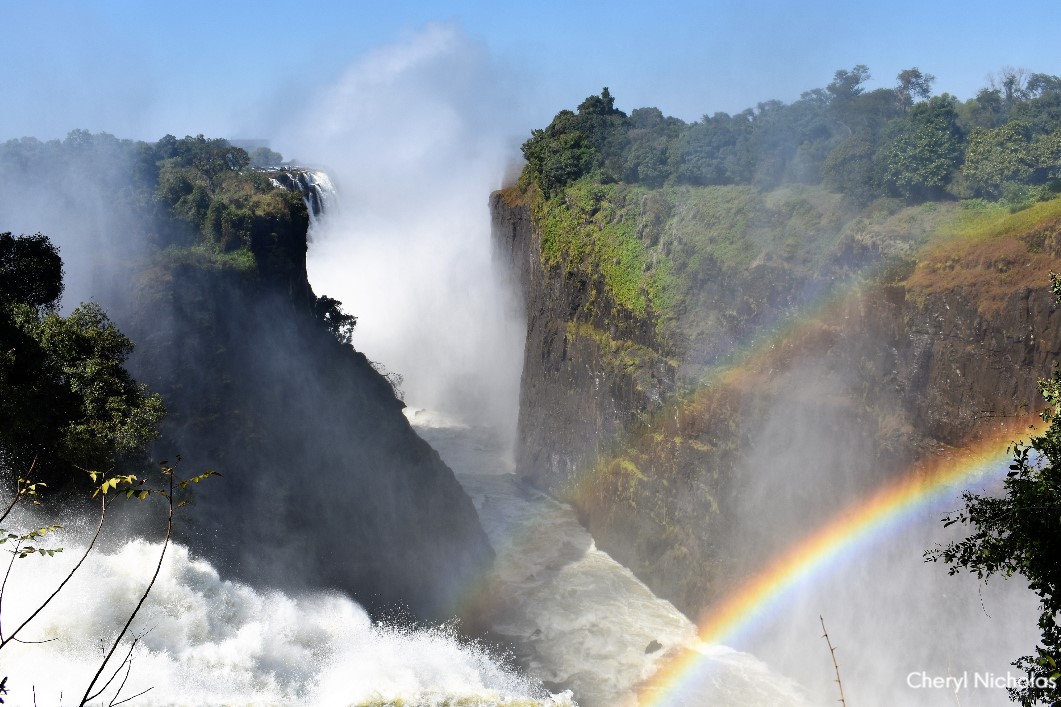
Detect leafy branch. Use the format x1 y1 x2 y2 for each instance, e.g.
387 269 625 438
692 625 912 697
79 461 219 707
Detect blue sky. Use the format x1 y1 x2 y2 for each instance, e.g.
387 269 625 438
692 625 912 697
3 0 1061 146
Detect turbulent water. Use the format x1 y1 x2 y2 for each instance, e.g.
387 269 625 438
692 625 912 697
2 411 1040 707
0 414 806 707
0 512 571 706
408 409 813 707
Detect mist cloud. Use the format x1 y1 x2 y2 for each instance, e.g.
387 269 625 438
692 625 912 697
275 24 530 440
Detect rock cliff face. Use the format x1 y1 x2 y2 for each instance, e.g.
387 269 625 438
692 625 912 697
492 189 674 491
0 133 493 622
494 184 1061 617
121 195 493 622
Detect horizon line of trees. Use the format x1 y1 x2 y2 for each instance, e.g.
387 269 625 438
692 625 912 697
522 66 1061 204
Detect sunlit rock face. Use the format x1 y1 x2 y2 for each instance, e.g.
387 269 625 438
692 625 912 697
492 186 1061 618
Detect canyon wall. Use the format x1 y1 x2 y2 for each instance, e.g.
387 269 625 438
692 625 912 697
494 184 1061 616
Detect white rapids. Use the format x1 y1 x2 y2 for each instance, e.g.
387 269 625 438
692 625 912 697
408 409 813 707
0 514 572 706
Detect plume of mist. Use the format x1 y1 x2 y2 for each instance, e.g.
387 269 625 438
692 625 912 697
272 24 529 446
725 358 1041 706
0 134 145 311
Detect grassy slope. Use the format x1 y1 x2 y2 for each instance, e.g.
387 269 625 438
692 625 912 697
516 173 1061 342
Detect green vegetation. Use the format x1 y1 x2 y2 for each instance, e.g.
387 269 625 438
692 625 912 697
0 232 165 488
0 132 310 274
521 67 1061 206
160 243 258 272
523 175 853 344
897 197 1061 313
247 146 284 168
534 180 668 317
148 135 309 264
0 131 353 343
515 67 1061 346
928 274 1061 707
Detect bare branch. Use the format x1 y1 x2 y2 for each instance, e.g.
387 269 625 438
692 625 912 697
109 686 153 707
0 458 37 526
820 615 848 706
0 494 107 651
81 471 174 706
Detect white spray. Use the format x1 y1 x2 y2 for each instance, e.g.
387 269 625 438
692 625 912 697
274 24 528 446
0 520 571 706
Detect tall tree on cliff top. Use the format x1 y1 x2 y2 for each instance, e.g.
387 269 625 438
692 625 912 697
883 94 965 199
896 67 935 112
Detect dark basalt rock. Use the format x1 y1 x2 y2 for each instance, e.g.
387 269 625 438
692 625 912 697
492 186 1061 619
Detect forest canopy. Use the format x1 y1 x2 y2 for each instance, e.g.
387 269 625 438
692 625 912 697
521 67 1061 204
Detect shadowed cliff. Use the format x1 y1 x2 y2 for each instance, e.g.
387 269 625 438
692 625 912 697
0 132 493 621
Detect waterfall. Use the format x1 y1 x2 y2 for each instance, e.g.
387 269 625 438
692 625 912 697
267 168 338 221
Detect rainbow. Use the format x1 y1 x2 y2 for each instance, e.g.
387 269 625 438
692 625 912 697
637 419 1036 706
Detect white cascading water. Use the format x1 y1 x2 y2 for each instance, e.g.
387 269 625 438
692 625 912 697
0 509 573 706
408 409 814 707
267 168 338 222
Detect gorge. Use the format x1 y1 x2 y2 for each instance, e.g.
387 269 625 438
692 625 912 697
3 67 1061 707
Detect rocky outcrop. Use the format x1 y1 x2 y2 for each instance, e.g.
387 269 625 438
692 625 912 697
1 132 492 623
494 185 1061 617
118 181 492 623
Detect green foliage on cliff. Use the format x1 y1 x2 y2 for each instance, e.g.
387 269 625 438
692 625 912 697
533 180 674 318
0 131 311 276
516 68 1061 353
523 176 853 343
148 135 309 269
881 95 965 199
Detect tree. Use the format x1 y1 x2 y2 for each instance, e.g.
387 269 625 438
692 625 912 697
0 233 164 489
0 232 63 310
991 66 1033 111
883 94 965 199
821 135 879 202
521 113 597 196
827 65 871 102
248 146 283 169
963 122 1037 198
520 89 629 196
0 231 217 704
928 273 1061 706
674 111 755 185
313 294 357 345
896 67 935 112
